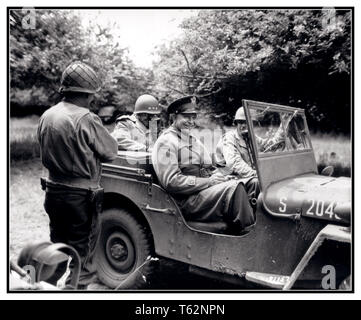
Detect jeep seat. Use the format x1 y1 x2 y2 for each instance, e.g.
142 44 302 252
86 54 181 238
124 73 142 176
186 221 229 233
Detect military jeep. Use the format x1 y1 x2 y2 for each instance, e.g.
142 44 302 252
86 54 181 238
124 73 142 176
95 99 351 290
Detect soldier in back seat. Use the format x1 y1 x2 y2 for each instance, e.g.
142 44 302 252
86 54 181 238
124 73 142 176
152 96 255 233
111 94 162 152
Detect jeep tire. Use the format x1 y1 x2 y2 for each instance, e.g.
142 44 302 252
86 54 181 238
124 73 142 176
95 208 154 289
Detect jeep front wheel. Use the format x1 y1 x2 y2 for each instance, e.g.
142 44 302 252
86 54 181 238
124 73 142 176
95 208 154 289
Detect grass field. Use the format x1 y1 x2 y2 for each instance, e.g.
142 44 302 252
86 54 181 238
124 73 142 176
10 116 352 173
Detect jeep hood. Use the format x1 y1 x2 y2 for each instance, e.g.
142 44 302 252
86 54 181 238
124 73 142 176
263 173 351 225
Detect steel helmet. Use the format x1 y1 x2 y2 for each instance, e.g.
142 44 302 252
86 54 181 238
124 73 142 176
59 61 101 94
134 94 161 114
234 107 247 121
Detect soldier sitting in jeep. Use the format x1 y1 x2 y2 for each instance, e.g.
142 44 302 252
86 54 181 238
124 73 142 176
111 94 162 152
151 96 257 233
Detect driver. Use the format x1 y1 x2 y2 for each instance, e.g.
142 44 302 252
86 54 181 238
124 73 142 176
215 107 257 178
111 94 162 152
215 107 263 201
152 96 255 233
215 107 286 199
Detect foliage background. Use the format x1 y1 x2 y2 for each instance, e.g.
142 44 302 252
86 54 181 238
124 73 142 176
10 9 154 117
152 9 351 133
10 8 351 134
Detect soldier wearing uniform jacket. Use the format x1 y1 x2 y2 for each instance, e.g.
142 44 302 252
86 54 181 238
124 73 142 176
111 94 162 152
215 107 258 179
215 107 286 201
152 96 255 233
37 61 118 289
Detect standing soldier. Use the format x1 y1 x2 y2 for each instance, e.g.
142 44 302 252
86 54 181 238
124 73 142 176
37 61 118 289
152 96 255 233
111 94 162 152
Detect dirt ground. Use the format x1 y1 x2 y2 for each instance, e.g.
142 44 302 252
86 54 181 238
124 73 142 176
9 159 50 261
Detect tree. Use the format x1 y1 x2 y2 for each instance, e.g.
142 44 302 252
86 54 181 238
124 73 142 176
153 9 351 133
10 9 153 116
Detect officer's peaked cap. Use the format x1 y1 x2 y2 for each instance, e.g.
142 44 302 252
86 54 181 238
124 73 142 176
167 95 199 114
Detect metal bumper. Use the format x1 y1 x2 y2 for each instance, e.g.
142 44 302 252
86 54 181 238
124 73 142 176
244 224 351 290
282 224 351 290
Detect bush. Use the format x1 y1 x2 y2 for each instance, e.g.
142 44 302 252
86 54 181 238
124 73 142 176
311 133 351 177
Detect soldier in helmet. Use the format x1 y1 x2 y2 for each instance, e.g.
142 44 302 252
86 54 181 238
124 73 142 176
37 61 118 289
215 107 285 201
152 96 255 233
111 94 162 152
215 107 257 179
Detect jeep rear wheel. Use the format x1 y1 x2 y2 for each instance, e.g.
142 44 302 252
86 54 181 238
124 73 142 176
95 208 154 289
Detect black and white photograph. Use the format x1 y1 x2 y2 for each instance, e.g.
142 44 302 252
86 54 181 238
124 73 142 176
6 5 354 296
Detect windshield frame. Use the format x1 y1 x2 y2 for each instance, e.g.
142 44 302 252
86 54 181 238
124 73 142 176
242 100 314 160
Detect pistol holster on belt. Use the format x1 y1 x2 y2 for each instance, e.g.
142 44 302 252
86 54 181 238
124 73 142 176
41 177 104 213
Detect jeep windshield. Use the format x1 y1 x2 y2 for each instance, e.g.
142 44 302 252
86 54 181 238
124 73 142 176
247 105 312 155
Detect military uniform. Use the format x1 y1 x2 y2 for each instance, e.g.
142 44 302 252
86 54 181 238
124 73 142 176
215 125 288 205
38 102 118 188
216 128 285 177
111 114 151 152
152 125 255 229
215 130 256 178
111 95 161 152
38 61 118 288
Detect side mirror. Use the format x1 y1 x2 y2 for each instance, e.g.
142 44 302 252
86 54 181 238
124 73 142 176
321 166 334 176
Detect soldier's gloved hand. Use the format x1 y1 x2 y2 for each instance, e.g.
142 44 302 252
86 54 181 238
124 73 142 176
209 174 227 186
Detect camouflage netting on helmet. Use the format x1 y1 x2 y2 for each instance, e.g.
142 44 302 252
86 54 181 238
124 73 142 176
59 61 101 94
